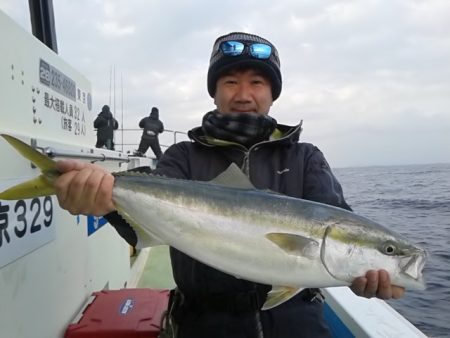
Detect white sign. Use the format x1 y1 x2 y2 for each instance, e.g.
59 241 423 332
0 196 55 268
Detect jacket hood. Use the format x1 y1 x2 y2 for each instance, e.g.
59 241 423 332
150 107 159 119
99 105 113 118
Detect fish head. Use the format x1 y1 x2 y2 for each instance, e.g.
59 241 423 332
321 218 427 290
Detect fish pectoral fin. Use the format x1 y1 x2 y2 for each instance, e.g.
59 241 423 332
210 163 256 190
262 286 304 310
0 175 55 200
266 233 319 259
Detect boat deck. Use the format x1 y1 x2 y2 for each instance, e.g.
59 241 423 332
130 246 175 289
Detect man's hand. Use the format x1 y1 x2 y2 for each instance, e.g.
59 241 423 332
54 160 116 216
350 269 405 300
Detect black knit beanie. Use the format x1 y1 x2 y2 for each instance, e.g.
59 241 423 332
207 32 282 101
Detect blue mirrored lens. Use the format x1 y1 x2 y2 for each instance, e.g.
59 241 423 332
250 43 272 59
221 41 245 56
220 41 272 59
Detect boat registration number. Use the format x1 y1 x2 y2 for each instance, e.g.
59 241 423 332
0 196 55 268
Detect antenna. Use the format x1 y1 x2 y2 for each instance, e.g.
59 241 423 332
109 65 112 107
113 65 116 119
121 73 124 152
113 65 116 147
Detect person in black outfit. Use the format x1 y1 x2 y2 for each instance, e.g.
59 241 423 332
93 105 118 150
54 32 406 338
136 107 164 159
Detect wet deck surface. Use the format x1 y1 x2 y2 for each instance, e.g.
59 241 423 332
136 246 176 289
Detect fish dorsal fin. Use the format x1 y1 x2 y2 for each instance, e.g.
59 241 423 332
266 233 319 259
210 163 255 190
262 286 304 310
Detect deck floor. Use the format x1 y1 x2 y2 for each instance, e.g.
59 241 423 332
135 246 176 289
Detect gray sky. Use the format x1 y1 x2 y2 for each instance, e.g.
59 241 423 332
1 0 449 168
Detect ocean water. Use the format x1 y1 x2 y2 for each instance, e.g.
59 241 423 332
333 163 450 338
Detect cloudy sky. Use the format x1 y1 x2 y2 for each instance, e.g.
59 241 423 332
1 0 449 168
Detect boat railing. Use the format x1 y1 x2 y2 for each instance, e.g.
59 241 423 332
32 128 188 165
98 128 190 156
43 146 130 163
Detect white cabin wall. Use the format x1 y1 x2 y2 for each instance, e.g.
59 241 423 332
0 10 131 338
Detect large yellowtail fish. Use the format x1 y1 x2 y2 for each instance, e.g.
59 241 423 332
0 134 427 309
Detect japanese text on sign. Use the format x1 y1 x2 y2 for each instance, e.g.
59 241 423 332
43 91 86 135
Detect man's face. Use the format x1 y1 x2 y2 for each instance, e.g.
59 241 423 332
214 68 273 115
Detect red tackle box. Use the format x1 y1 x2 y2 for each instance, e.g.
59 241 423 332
65 288 170 338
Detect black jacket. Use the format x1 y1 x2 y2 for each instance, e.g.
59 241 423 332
106 121 351 338
139 110 164 140
94 109 118 140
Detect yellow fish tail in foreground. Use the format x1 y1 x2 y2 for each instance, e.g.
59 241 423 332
0 134 59 200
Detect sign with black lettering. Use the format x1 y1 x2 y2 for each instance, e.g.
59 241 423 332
43 90 87 136
0 196 55 268
39 59 76 101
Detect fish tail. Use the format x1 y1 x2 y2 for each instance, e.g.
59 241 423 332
0 134 58 200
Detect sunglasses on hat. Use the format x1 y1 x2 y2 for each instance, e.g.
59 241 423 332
220 41 272 60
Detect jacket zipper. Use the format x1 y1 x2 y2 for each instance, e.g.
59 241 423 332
241 122 303 177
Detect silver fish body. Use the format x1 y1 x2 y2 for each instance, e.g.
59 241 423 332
113 170 427 291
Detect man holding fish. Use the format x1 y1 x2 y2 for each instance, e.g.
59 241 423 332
49 33 407 337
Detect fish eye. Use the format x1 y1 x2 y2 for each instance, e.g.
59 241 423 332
383 242 397 255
